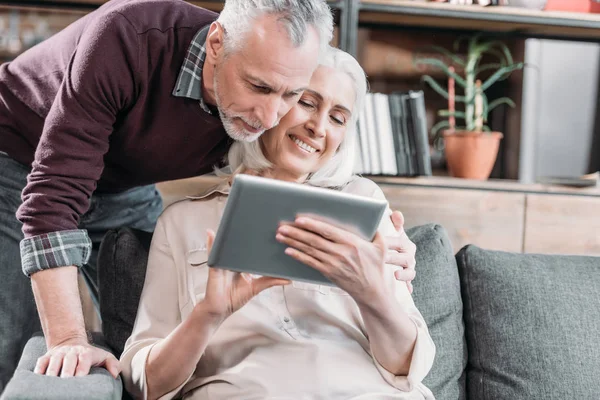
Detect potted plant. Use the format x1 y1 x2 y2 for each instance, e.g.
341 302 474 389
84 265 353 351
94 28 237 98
414 34 524 180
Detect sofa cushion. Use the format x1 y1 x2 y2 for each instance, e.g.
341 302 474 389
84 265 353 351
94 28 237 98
407 224 467 400
456 245 600 400
98 228 153 358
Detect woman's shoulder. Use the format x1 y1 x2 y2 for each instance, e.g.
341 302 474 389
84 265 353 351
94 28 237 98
156 195 223 241
340 176 386 201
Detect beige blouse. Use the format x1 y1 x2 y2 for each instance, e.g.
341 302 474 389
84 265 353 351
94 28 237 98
120 176 435 400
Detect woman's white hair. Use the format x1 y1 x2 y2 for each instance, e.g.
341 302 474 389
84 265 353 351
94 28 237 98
216 46 368 188
217 0 333 55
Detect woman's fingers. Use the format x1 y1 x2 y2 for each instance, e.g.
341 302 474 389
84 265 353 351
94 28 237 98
276 231 330 262
276 223 346 256
292 216 354 245
206 229 215 254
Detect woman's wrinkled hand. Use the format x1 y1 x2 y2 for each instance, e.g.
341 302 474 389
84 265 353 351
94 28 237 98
201 229 290 321
275 215 390 304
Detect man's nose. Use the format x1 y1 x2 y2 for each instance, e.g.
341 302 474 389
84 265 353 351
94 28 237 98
256 97 284 130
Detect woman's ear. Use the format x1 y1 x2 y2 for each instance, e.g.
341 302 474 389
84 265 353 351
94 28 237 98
205 22 225 65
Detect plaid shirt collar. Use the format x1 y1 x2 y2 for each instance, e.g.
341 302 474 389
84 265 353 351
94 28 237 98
172 25 213 114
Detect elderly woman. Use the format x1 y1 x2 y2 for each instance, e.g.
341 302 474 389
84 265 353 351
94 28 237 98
120 46 435 400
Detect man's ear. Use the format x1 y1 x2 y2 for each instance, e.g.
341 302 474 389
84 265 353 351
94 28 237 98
205 21 225 65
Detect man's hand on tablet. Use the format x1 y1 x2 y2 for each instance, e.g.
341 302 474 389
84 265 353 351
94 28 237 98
385 211 416 294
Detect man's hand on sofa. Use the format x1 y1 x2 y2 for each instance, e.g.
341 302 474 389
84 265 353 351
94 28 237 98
34 338 120 379
386 210 417 294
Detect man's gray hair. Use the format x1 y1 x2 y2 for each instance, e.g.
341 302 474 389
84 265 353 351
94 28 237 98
217 46 368 188
217 0 333 54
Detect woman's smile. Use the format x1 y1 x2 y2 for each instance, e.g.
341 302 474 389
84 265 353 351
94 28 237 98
288 134 320 155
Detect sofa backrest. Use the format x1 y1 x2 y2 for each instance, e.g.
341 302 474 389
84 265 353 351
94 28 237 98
456 245 600 400
408 224 468 400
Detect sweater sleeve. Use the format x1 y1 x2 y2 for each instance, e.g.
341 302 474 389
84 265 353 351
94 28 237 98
17 11 139 275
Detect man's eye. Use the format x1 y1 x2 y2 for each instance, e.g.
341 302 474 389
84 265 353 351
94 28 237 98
253 85 271 94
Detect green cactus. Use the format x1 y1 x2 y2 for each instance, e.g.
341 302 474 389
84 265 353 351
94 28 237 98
414 34 524 145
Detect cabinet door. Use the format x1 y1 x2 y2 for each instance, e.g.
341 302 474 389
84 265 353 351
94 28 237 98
380 185 525 253
525 194 600 255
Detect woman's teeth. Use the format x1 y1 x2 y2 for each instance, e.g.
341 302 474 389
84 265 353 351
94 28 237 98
292 136 317 153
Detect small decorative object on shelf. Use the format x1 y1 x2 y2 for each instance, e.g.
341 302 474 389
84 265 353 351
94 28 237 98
544 0 600 13
414 34 523 180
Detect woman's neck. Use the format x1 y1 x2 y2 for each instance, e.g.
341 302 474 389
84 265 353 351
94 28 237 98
255 169 309 184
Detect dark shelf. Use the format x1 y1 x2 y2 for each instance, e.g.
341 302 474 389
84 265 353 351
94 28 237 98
358 0 600 43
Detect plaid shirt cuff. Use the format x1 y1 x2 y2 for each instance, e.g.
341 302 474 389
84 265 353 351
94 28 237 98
20 229 92 276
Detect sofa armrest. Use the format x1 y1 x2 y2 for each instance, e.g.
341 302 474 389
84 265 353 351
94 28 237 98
2 332 122 400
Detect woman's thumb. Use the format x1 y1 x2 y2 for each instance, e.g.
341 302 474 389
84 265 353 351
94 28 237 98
206 229 215 253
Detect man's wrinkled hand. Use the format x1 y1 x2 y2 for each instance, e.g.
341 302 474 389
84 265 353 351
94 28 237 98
385 210 417 294
34 338 120 378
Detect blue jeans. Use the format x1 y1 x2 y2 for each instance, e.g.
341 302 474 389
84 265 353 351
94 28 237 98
0 151 162 393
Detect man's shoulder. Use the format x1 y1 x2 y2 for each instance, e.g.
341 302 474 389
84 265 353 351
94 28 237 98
96 0 217 34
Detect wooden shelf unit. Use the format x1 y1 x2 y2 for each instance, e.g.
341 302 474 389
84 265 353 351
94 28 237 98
157 174 600 256
361 1 600 39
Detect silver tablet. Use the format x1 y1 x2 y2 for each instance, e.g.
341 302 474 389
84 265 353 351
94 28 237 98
207 174 387 286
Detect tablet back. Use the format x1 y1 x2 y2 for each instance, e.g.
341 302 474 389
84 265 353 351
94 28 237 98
208 174 387 286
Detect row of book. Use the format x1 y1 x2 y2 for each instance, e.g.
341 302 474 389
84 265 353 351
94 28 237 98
354 91 432 176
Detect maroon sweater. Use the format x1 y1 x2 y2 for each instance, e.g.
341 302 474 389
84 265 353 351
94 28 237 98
0 0 230 238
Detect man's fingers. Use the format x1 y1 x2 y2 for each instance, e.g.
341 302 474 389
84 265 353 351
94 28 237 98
394 267 416 282
385 232 416 254
390 210 405 232
34 355 50 375
60 348 78 378
385 250 413 269
103 355 121 379
74 351 93 377
45 353 65 377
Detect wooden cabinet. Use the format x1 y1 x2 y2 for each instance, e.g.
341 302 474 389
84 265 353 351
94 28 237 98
372 176 600 255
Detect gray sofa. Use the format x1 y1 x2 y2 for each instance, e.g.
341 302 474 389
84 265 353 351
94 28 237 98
3 224 600 400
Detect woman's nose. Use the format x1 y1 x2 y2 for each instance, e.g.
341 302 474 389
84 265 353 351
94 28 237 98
306 116 326 138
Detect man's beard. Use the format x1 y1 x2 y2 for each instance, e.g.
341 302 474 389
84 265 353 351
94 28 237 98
214 74 266 143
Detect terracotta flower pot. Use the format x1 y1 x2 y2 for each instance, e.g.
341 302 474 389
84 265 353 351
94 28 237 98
442 130 503 180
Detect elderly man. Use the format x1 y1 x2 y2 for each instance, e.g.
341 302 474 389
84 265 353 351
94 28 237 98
0 0 416 391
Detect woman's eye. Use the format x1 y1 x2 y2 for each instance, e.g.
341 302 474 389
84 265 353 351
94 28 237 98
299 100 314 108
331 115 345 125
